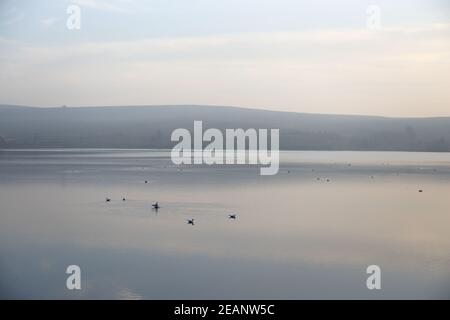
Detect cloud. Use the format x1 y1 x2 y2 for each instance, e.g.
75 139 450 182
41 17 62 28
0 23 449 116
1 9 24 26
71 0 134 13
4 23 449 66
116 288 143 300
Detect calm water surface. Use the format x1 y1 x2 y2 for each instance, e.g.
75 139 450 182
0 149 449 299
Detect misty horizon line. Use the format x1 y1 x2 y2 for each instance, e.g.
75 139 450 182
2 102 450 152
2 103 450 120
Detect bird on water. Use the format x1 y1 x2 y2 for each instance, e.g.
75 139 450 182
152 202 160 210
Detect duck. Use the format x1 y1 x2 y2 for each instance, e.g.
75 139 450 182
152 202 160 209
187 219 195 225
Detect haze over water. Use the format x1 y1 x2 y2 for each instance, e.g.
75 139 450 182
0 149 449 299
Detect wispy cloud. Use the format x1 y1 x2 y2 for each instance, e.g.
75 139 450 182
71 0 134 13
41 17 62 28
116 288 143 300
5 23 448 65
1 7 24 26
1 24 449 116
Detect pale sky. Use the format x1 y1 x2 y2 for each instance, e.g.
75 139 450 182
1 0 449 116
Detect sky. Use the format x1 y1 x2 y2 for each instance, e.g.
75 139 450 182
0 0 449 117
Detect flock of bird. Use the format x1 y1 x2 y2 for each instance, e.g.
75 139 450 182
307 166 424 193
105 169 425 223
105 193 237 226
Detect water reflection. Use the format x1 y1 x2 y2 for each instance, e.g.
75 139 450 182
0 150 449 299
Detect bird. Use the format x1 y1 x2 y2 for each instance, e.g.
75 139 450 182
228 214 237 219
152 202 160 210
122 197 126 201
418 189 423 193
106 198 111 202
144 180 148 184
187 219 195 225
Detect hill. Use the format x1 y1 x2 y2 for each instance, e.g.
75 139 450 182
0 104 449 151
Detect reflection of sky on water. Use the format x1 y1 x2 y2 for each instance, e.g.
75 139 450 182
0 150 449 299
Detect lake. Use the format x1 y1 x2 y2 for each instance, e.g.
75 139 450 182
0 149 449 299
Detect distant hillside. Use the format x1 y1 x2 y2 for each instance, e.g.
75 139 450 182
0 104 450 151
